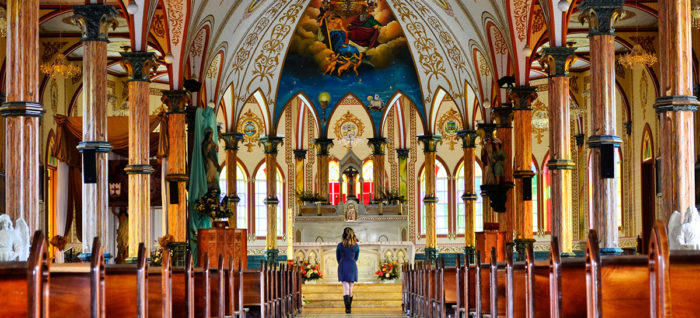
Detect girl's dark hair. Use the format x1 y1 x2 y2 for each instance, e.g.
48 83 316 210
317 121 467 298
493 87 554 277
342 227 358 247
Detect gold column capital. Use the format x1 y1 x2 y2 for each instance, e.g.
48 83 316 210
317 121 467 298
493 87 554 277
71 4 119 42
161 90 190 114
417 134 442 153
508 86 538 110
120 51 157 82
578 0 626 36
312 137 333 155
259 135 284 154
221 132 244 151
540 47 577 77
367 137 389 155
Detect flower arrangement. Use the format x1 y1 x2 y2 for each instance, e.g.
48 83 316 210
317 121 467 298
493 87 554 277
299 260 323 281
158 234 175 249
379 190 406 205
194 188 233 219
375 261 400 280
297 191 322 204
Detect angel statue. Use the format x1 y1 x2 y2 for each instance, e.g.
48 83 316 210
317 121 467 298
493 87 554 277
0 215 30 261
668 207 700 250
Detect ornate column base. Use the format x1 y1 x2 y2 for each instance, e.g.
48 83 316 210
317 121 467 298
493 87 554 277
265 249 279 264
424 247 439 263
600 247 623 255
514 238 535 262
464 246 475 264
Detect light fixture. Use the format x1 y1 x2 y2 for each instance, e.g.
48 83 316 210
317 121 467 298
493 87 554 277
164 52 174 64
318 92 331 124
41 53 82 79
557 0 570 12
127 0 139 15
522 45 532 57
618 43 657 68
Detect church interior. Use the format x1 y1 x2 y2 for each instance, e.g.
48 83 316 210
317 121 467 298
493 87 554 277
1 0 699 317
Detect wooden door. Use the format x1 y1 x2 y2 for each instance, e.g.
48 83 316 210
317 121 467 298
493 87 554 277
641 160 655 254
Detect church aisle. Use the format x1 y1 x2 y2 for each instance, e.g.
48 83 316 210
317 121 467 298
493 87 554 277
299 307 405 317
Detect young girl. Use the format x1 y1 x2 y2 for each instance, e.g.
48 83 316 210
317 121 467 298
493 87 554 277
336 227 359 313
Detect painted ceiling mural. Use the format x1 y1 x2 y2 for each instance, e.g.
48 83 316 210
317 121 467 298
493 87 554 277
276 0 423 135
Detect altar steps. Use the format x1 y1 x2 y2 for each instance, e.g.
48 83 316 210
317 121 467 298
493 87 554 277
302 282 403 308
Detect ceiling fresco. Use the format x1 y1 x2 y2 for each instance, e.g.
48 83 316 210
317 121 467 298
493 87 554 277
276 0 423 134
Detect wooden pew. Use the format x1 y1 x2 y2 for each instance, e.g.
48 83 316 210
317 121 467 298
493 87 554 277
194 253 211 318
649 220 700 317
0 231 48 318
225 257 249 318
525 242 550 318
172 252 194 318
585 230 649 317
209 255 225 318
105 243 147 318
505 244 527 318
430 258 445 318
48 237 104 317
487 247 506 318
147 248 173 318
549 237 586 318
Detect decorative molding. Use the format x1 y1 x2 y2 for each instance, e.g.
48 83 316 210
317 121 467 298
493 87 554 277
437 109 462 150
333 111 365 149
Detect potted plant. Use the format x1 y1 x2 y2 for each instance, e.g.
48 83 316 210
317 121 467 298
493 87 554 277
375 261 400 282
297 191 321 205
299 260 323 283
194 188 233 228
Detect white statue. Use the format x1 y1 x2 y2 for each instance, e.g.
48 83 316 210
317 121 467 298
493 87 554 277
668 207 700 250
0 215 30 262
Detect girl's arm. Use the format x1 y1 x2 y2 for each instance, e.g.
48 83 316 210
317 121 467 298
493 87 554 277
354 245 359 261
336 245 341 262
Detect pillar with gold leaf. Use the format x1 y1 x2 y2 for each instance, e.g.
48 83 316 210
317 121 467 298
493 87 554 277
368 137 389 201
161 90 190 240
457 130 478 261
509 86 538 260
120 51 157 258
579 0 625 254
540 47 576 256
72 4 118 252
313 138 333 203
293 149 307 207
396 148 409 203
418 134 442 262
221 132 243 228
260 136 284 264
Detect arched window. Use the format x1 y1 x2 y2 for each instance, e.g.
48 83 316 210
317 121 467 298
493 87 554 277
420 161 449 235
254 163 284 237
362 160 374 204
456 161 484 234
329 160 340 205
531 161 538 233
219 164 248 229
542 154 551 232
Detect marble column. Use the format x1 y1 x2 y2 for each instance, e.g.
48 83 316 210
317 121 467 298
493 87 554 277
313 138 333 203
418 134 442 262
221 132 243 228
494 106 514 245
509 86 538 260
579 0 625 254
654 0 699 221
457 130 478 260
396 148 409 201
368 137 389 201
293 149 307 206
162 90 190 240
260 136 284 264
71 4 118 251
120 51 157 258
1 0 44 233
541 47 576 255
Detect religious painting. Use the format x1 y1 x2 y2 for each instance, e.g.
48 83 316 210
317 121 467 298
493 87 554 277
277 0 423 121
237 110 264 152
49 80 58 113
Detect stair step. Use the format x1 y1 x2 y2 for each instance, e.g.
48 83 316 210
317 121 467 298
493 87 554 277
303 292 402 301
301 283 404 309
303 300 403 308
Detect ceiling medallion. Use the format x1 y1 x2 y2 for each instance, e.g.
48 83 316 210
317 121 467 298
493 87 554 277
437 109 462 150
334 111 365 149
237 110 264 152
618 44 657 69
41 54 82 79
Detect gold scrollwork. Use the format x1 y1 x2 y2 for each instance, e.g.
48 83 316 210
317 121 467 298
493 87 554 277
437 109 462 150
237 110 265 152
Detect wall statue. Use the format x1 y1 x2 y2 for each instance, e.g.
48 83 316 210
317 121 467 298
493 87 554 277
0 215 30 262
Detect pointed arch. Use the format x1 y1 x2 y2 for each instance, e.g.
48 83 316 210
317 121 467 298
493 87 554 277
641 124 654 162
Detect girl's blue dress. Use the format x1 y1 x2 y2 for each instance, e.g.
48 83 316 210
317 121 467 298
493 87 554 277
336 243 359 282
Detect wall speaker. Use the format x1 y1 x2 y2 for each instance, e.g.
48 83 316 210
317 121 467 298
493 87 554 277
169 181 179 204
83 149 97 184
600 144 615 179
522 177 532 201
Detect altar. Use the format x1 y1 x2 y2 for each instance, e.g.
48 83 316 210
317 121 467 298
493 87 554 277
291 241 414 282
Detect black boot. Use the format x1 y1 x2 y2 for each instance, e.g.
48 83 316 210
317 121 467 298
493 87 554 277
344 295 351 313
349 296 353 313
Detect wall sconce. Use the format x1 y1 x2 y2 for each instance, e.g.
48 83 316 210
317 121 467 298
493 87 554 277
318 91 331 123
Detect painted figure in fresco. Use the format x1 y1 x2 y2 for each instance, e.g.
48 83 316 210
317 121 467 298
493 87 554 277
325 52 341 75
367 93 384 110
202 127 221 189
347 6 382 48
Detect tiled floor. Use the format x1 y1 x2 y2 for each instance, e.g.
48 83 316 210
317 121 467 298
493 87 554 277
298 307 405 317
